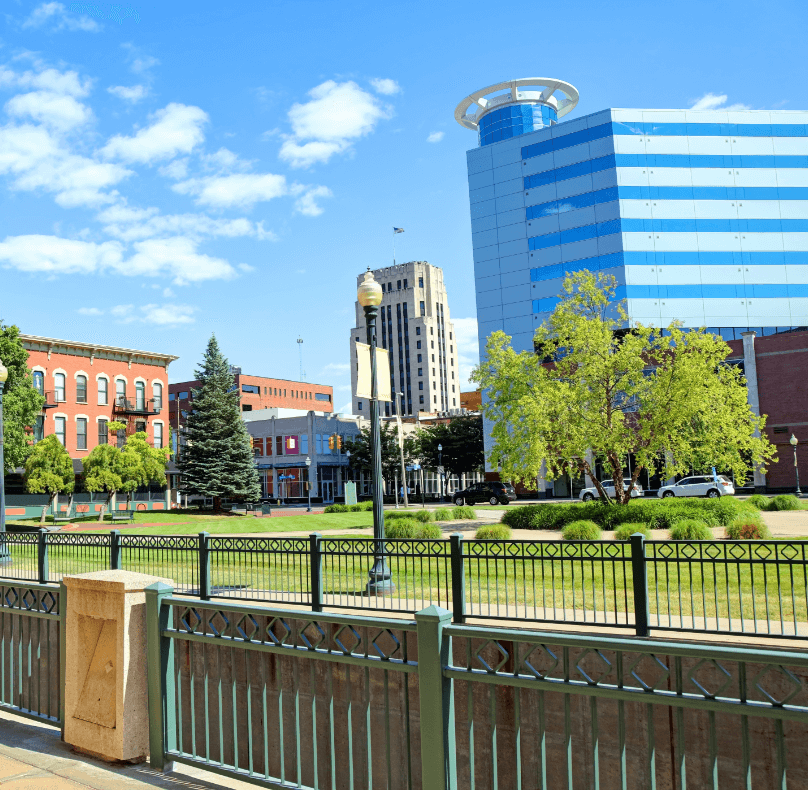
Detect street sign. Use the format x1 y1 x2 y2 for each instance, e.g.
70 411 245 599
345 481 357 506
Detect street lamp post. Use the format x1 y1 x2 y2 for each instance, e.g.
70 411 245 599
396 391 409 509
305 456 312 512
0 360 10 563
438 443 444 502
791 434 802 496
358 270 394 595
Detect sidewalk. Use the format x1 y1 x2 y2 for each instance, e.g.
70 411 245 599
0 710 252 790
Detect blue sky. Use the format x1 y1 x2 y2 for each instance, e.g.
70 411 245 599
1 0 806 412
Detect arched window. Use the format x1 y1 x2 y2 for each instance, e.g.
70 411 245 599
54 373 66 402
76 375 87 404
135 381 146 410
98 377 108 406
153 382 163 411
32 371 44 395
116 379 126 406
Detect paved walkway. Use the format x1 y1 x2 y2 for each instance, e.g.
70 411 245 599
0 710 253 790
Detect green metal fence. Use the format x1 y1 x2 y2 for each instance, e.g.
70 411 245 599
146 588 808 789
2 531 808 638
0 580 61 725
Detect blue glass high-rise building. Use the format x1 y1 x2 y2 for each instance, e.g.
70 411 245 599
457 78 808 356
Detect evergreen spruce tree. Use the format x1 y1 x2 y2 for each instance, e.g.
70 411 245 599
177 336 261 509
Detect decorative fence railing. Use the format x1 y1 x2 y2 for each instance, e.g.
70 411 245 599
146 589 808 789
1 575 807 788
1 531 808 638
0 580 61 725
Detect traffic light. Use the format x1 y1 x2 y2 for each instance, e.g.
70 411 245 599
328 435 335 450
336 436 343 450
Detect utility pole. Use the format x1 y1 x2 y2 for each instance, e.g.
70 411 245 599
397 391 409 508
297 337 305 382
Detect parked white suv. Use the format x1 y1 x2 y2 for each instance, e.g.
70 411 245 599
657 475 735 498
579 479 643 502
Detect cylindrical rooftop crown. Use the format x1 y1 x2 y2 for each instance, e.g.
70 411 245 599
454 78 579 146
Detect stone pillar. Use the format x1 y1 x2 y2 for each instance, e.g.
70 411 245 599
63 571 171 763
741 331 768 493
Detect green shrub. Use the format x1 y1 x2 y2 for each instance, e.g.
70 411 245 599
669 519 712 540
434 507 453 521
452 505 476 520
417 523 442 539
386 509 432 522
384 519 419 539
562 520 602 540
768 494 801 511
324 500 373 513
324 503 348 513
747 494 770 510
614 523 651 541
725 512 771 540
385 518 441 540
475 524 512 540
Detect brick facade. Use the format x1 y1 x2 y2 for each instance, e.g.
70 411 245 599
727 329 808 491
21 334 177 460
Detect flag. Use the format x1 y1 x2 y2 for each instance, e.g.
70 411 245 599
393 227 404 233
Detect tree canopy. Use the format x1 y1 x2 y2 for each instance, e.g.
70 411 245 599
0 322 45 474
473 271 776 504
177 335 261 506
345 422 418 483
418 415 484 478
24 435 74 523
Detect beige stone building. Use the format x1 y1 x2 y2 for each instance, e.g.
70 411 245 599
349 261 461 418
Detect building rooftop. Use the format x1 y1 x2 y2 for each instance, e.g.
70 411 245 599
19 334 178 364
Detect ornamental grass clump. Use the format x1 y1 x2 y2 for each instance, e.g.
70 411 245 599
452 505 477 520
725 512 772 540
669 519 712 540
747 494 770 510
434 507 453 521
614 523 651 541
475 524 512 540
385 519 440 540
768 494 801 511
561 520 602 541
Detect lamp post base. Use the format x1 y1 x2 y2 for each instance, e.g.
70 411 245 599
366 578 396 596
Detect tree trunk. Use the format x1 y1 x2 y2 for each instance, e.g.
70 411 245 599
40 504 48 525
213 496 221 513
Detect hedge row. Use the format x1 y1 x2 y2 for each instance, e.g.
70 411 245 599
501 497 753 531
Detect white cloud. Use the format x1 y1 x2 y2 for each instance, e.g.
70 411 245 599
162 287 174 297
370 78 400 95
130 55 159 75
452 317 480 388
427 131 445 143
0 66 91 97
279 80 392 168
158 158 189 180
108 303 197 325
77 306 103 315
107 85 148 103
0 235 123 275
173 172 290 209
22 2 100 31
96 202 276 241
0 123 133 207
690 93 752 111
102 103 209 164
322 362 350 373
295 185 332 216
6 91 93 130
0 233 238 285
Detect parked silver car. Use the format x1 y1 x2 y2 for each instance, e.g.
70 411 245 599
579 479 643 502
657 475 735 498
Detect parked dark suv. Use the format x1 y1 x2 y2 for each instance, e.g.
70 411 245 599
453 481 517 506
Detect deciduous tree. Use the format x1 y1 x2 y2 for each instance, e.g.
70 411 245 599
0 322 45 473
418 415 484 479
24 435 74 524
473 272 776 504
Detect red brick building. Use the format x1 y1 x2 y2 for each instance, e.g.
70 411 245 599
21 334 177 457
168 373 333 435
